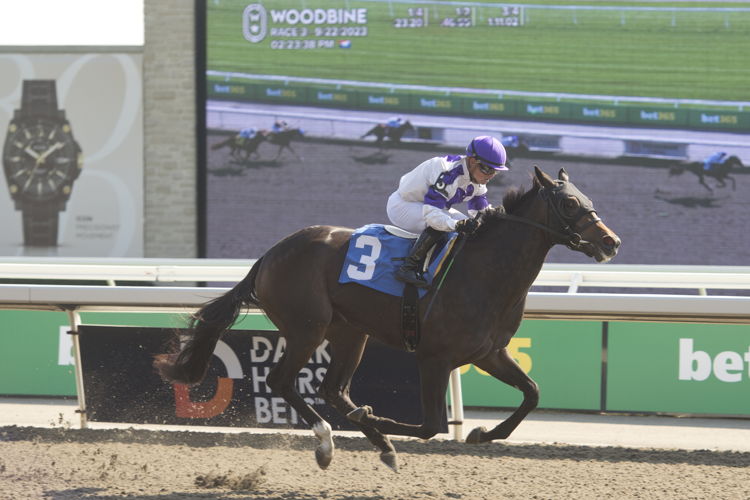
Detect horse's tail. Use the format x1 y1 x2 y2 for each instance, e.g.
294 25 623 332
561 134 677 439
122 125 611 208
153 257 264 384
211 136 234 150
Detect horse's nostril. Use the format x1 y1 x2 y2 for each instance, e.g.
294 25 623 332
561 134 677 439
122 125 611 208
603 235 619 250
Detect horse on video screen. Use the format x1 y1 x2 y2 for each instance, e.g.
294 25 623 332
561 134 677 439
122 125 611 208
669 153 742 192
267 127 304 160
154 167 620 472
360 120 415 144
211 130 268 162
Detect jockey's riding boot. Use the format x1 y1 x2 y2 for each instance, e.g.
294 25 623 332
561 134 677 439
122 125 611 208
395 227 443 288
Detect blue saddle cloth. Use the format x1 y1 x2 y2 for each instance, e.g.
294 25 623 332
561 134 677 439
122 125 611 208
338 224 458 298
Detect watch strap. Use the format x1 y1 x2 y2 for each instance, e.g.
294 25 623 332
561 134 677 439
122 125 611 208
22 202 60 247
21 80 59 118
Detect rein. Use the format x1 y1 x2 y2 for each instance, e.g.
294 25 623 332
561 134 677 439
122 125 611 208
494 186 600 250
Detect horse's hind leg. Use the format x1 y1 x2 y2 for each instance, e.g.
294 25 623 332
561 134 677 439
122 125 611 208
465 347 539 444
318 322 398 471
265 324 335 469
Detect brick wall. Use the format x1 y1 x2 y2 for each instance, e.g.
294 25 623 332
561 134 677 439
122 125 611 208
143 0 197 257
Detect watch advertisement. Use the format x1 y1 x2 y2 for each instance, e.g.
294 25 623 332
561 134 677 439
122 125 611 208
0 52 143 256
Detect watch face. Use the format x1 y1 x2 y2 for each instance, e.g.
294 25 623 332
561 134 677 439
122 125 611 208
3 117 82 202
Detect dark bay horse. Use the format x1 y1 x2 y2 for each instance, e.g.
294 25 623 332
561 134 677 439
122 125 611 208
154 167 620 471
266 127 304 160
669 155 741 192
211 131 268 162
360 120 415 144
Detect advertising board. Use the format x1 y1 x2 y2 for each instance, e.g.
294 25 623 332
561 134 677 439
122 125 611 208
78 325 436 429
3 310 749 418
0 52 144 257
459 320 602 411
0 310 274 396
607 322 750 416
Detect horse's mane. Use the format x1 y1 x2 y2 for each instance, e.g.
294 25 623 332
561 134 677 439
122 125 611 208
472 176 541 236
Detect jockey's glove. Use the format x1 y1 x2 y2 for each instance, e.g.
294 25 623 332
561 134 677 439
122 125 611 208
455 217 480 234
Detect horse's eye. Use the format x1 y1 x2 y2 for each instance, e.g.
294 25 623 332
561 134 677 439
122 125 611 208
562 197 579 213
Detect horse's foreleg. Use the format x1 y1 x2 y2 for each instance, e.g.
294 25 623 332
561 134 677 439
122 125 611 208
319 326 397 470
266 333 335 469
287 144 302 161
728 175 736 191
465 348 539 444
347 357 452 441
698 175 713 192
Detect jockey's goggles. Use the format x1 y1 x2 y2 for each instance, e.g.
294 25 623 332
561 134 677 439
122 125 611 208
477 161 498 176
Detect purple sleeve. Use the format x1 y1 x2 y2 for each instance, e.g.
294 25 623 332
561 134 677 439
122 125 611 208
467 194 489 212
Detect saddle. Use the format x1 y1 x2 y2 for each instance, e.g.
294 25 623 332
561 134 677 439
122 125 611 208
337 224 461 352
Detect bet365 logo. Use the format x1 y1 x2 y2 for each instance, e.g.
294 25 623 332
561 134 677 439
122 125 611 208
242 4 267 43
679 338 750 383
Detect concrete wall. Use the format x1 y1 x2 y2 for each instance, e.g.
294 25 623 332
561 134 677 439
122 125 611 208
143 0 197 257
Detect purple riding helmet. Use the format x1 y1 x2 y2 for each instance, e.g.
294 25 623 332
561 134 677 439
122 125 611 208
466 136 508 171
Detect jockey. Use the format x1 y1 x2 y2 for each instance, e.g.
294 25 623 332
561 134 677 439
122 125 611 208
387 135 508 287
271 120 288 133
703 151 728 171
238 127 257 139
386 116 404 128
501 135 521 149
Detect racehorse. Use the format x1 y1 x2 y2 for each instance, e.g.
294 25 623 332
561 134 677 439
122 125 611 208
266 127 304 160
360 120 415 144
668 155 741 192
154 167 620 472
211 131 268 162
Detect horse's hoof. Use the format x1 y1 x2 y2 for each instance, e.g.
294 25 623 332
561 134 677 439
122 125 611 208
312 421 334 470
315 446 333 469
346 405 372 423
465 426 486 444
380 450 398 472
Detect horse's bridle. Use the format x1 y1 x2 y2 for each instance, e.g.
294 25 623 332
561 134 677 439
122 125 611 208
495 180 601 250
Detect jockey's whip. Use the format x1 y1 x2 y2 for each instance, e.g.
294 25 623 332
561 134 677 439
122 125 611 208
422 233 467 322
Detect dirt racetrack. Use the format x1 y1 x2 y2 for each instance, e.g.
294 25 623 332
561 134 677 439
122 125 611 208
2 425 749 500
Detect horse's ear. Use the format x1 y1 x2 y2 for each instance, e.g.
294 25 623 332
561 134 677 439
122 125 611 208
534 166 555 188
558 168 569 182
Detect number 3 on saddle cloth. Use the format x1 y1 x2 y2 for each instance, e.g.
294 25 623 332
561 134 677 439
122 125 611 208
338 224 459 298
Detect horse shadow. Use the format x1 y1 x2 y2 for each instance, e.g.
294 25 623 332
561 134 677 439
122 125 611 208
208 165 245 177
242 158 282 169
654 189 727 208
352 150 392 164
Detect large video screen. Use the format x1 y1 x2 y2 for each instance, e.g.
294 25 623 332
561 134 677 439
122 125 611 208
199 1 750 266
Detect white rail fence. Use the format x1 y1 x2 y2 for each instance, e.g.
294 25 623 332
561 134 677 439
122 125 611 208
2 258 750 436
